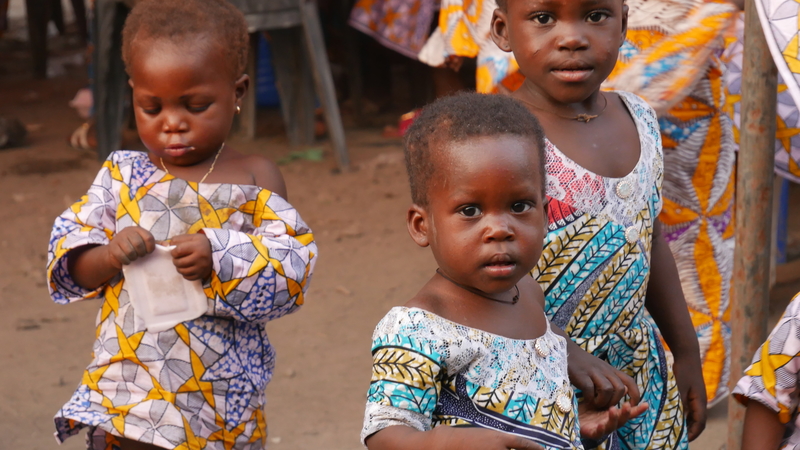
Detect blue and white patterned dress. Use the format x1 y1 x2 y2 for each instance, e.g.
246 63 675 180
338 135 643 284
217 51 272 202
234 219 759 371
534 92 688 449
362 307 582 450
47 151 317 450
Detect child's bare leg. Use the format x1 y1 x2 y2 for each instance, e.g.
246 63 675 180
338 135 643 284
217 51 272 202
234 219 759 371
117 437 163 450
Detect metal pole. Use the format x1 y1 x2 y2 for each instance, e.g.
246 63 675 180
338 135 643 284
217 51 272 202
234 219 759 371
727 0 778 449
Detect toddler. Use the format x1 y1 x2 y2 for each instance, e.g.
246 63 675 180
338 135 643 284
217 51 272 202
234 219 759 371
361 93 645 450
46 1 317 448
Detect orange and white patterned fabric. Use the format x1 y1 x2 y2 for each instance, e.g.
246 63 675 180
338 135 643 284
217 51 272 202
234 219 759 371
604 0 739 406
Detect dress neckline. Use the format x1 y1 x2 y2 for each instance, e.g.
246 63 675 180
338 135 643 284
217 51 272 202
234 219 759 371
544 91 646 181
131 150 268 191
393 306 558 344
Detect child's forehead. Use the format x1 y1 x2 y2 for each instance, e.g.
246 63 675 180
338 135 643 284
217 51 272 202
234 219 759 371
129 37 232 74
434 134 541 172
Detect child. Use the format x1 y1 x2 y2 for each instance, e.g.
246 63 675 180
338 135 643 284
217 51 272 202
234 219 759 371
361 93 646 450
490 0 707 448
46 1 317 448
735 292 800 450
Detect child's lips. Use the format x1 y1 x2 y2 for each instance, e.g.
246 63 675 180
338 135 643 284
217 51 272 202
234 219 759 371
551 68 594 83
163 145 195 157
483 260 517 277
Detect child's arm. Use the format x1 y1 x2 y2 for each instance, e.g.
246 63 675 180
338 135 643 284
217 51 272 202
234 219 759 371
549 325 642 409
366 426 543 450
734 292 800 450
741 400 784 450
67 227 156 289
47 154 139 303
185 191 316 323
645 220 706 440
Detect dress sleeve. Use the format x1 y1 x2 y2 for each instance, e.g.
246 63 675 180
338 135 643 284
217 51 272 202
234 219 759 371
733 294 800 424
361 310 444 445
47 155 122 304
201 191 317 323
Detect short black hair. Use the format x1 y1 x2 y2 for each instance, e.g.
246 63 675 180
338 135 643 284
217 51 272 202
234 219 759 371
404 92 546 206
496 0 508 11
122 0 249 80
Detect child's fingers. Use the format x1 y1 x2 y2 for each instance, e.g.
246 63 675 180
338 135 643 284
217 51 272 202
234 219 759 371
686 395 707 441
617 371 641 406
588 372 617 408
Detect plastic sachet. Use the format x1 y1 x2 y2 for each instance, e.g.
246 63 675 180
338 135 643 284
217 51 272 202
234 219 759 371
122 244 208 332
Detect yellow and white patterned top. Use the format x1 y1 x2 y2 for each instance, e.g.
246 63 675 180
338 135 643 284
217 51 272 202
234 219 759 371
734 292 800 450
47 151 317 449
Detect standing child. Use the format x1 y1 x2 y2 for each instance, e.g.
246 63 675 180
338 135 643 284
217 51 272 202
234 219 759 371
490 0 707 448
46 0 317 448
734 292 800 450
361 93 646 450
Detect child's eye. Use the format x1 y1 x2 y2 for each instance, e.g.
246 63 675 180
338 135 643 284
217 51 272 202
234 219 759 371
141 106 161 115
188 104 211 113
511 202 532 213
459 206 482 217
587 11 609 23
532 13 554 25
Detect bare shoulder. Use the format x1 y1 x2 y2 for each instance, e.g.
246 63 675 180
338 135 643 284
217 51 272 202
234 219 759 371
233 152 288 199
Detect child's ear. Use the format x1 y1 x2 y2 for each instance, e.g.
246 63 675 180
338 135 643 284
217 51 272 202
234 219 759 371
234 74 249 107
128 79 135 89
490 8 512 53
407 204 430 247
620 3 629 47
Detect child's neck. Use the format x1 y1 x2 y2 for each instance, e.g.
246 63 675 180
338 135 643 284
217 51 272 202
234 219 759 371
516 80 605 120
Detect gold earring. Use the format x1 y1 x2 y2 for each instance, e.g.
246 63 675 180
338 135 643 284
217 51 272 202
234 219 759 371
236 105 241 114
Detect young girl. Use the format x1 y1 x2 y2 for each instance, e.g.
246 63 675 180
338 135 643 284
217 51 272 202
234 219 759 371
735 292 800 450
361 93 646 450
46 1 317 448
490 0 707 448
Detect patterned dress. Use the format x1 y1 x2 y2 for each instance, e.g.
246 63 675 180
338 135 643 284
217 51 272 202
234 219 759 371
362 307 582 450
47 151 317 450
603 0 739 406
533 92 688 449
733 292 800 450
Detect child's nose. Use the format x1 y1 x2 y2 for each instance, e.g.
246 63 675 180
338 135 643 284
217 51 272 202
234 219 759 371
162 111 188 133
556 25 590 51
485 215 514 241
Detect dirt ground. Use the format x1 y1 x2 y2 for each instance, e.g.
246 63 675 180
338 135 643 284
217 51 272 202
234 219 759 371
2 46 800 450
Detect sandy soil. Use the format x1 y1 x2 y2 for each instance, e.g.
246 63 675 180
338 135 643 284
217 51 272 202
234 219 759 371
2 54 800 450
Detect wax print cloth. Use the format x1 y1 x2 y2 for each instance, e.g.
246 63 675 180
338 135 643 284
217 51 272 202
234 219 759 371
733 292 800 450
361 307 582 450
722 11 800 183
534 92 689 449
348 0 523 93
602 0 739 407
47 150 317 449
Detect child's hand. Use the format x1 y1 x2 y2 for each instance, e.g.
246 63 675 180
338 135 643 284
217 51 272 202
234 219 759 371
578 400 649 440
673 354 707 441
169 234 213 281
436 427 545 450
106 226 156 269
366 425 544 450
568 345 641 410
